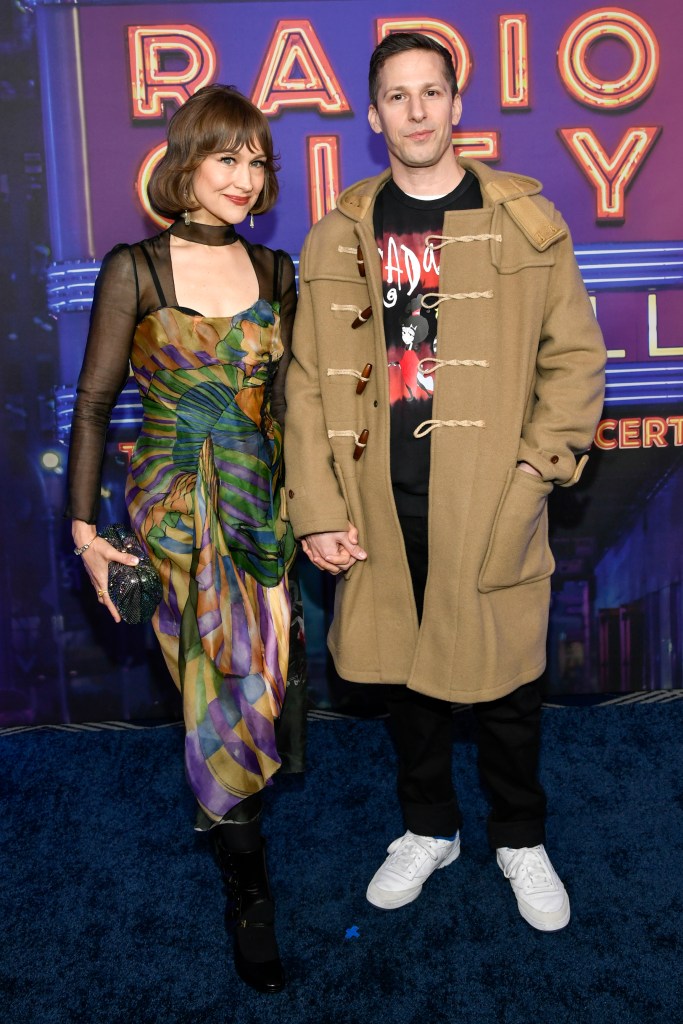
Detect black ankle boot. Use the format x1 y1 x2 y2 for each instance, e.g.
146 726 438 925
212 833 285 994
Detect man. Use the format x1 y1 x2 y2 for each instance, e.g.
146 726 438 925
284 33 605 931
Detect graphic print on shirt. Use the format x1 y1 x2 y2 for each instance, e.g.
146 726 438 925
379 226 441 408
373 173 483 515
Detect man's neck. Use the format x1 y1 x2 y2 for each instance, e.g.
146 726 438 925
389 153 465 198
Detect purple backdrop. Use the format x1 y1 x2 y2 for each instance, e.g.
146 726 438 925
1 0 681 727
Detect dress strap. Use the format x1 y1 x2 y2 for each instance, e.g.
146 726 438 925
272 249 282 304
139 243 167 307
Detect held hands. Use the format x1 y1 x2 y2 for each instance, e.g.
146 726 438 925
301 523 367 576
72 522 141 623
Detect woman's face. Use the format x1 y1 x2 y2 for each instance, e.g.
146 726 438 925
189 143 266 226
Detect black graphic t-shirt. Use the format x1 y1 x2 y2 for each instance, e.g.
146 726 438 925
374 172 482 516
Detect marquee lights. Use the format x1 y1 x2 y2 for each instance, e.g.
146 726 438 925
499 15 530 108
307 136 341 224
648 293 683 358
128 26 216 119
252 20 350 115
557 9 659 109
135 143 172 229
559 126 660 219
595 416 683 448
376 17 472 93
453 133 500 161
127 11 664 227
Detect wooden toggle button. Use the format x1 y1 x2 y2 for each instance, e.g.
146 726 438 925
353 428 369 461
351 305 373 329
356 245 366 278
356 363 373 395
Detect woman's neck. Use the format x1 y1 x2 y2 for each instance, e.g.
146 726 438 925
169 219 238 246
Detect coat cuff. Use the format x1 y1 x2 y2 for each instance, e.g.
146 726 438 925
285 488 350 540
516 441 590 487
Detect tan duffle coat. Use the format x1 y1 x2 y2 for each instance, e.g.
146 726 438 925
284 159 606 703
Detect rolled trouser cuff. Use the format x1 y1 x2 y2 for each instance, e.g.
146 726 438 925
403 798 462 839
487 817 545 851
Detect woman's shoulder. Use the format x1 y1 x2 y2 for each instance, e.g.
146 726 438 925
98 230 170 286
244 239 293 263
102 228 169 261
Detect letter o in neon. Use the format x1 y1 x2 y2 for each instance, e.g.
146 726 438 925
558 8 659 108
136 142 172 229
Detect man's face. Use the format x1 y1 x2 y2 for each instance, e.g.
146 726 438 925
368 50 462 173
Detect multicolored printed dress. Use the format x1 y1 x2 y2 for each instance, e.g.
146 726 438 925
66 225 298 825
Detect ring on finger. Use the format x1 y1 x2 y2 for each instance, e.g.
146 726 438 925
97 589 105 598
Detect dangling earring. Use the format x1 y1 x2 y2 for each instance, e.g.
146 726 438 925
183 209 191 226
249 213 255 229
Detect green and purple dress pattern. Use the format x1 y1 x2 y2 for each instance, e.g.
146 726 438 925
125 299 296 822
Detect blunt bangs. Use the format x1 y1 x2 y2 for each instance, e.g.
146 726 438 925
148 85 280 219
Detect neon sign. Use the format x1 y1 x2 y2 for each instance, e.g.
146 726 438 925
559 126 660 220
127 9 664 226
307 136 341 225
128 25 216 119
376 17 473 93
499 15 530 108
557 9 659 109
252 20 350 115
594 416 683 449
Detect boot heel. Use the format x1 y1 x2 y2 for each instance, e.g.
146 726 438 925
212 834 285 993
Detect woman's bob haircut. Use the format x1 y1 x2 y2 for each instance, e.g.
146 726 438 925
148 84 280 219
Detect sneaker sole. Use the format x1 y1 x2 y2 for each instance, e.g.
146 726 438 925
365 841 461 910
516 892 571 932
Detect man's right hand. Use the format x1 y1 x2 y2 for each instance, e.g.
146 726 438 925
301 524 368 575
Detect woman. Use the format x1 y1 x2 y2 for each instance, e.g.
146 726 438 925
67 85 298 994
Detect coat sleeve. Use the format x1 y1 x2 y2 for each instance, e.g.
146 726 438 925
283 234 351 538
516 214 606 486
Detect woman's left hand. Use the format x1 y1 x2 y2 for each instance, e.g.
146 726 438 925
73 521 140 623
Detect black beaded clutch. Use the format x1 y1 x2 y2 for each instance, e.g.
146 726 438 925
98 523 162 625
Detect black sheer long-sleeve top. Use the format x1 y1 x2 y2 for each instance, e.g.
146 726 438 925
66 226 297 524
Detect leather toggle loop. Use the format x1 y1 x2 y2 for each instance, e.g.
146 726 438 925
327 427 370 459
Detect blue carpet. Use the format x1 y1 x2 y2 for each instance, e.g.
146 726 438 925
1 704 682 1024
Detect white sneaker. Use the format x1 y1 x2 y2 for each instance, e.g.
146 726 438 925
366 830 460 909
497 845 570 931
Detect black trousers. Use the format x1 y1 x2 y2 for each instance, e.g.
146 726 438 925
389 515 547 850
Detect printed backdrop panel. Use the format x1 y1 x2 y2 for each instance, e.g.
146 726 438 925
1 0 681 726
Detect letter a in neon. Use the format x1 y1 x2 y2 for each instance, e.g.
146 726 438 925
252 20 350 115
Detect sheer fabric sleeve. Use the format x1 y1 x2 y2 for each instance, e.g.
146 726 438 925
65 245 138 523
271 251 297 427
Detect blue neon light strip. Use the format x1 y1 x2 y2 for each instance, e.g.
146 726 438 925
575 242 683 290
46 243 683 314
54 360 683 443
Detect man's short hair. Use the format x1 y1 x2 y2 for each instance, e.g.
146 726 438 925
369 32 458 107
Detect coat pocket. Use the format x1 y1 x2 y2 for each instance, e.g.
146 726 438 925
478 467 554 592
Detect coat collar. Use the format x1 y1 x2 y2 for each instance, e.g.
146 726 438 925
334 159 562 252
335 159 544 223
